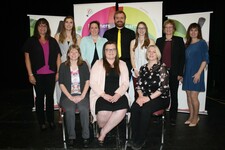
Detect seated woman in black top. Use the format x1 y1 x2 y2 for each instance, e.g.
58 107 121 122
129 45 170 150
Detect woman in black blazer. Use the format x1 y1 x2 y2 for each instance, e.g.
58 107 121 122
156 19 185 126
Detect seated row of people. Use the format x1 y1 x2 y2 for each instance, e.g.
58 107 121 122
58 41 170 149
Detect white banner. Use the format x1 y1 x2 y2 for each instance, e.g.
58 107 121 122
28 14 65 37
118 2 163 41
28 14 65 111
167 11 213 114
119 2 163 104
73 2 116 37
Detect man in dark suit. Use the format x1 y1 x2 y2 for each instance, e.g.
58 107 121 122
103 10 135 79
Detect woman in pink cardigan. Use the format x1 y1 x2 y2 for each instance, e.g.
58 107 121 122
90 41 130 146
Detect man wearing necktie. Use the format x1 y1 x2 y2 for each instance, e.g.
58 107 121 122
117 29 122 58
103 10 135 80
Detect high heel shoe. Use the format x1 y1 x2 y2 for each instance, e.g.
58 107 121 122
184 120 191 125
189 117 200 127
98 129 105 146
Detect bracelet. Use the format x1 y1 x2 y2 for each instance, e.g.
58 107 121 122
148 95 152 101
29 73 34 76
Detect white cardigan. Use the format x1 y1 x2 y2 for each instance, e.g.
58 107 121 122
89 59 130 122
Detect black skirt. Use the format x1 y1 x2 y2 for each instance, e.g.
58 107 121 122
95 95 129 114
95 68 129 114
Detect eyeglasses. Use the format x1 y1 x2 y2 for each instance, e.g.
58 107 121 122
138 27 146 30
38 24 47 28
164 26 173 29
105 48 116 52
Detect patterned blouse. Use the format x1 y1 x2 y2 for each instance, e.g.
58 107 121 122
136 62 170 99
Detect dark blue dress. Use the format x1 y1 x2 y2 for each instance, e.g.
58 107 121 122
182 40 209 92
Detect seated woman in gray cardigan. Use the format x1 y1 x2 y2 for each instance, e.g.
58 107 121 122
58 44 90 148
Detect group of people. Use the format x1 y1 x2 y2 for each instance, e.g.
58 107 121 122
23 9 209 150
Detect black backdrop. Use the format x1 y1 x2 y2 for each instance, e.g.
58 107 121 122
5 0 225 97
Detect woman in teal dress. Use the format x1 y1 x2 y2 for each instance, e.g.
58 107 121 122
182 23 209 127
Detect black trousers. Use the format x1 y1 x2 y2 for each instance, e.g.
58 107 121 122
168 74 179 120
130 97 169 145
34 74 56 125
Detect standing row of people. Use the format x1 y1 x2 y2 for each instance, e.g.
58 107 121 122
23 10 209 149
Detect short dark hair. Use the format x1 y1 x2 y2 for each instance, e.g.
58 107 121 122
114 10 126 19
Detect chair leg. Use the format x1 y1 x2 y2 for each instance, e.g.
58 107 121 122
61 112 67 149
124 113 130 150
160 114 165 150
93 121 99 138
114 113 131 150
92 113 130 149
161 114 165 144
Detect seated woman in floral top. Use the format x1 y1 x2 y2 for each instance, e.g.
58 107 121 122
128 45 170 150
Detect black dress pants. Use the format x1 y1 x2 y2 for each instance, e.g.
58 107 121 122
168 74 179 121
130 97 169 145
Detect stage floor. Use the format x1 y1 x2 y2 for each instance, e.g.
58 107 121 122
0 89 225 150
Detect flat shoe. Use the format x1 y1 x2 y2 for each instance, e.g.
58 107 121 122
49 122 56 129
67 139 74 147
170 119 176 126
98 140 104 147
131 141 146 150
40 124 47 131
83 139 89 148
127 140 134 147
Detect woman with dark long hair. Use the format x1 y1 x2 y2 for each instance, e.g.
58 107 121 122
90 41 130 146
